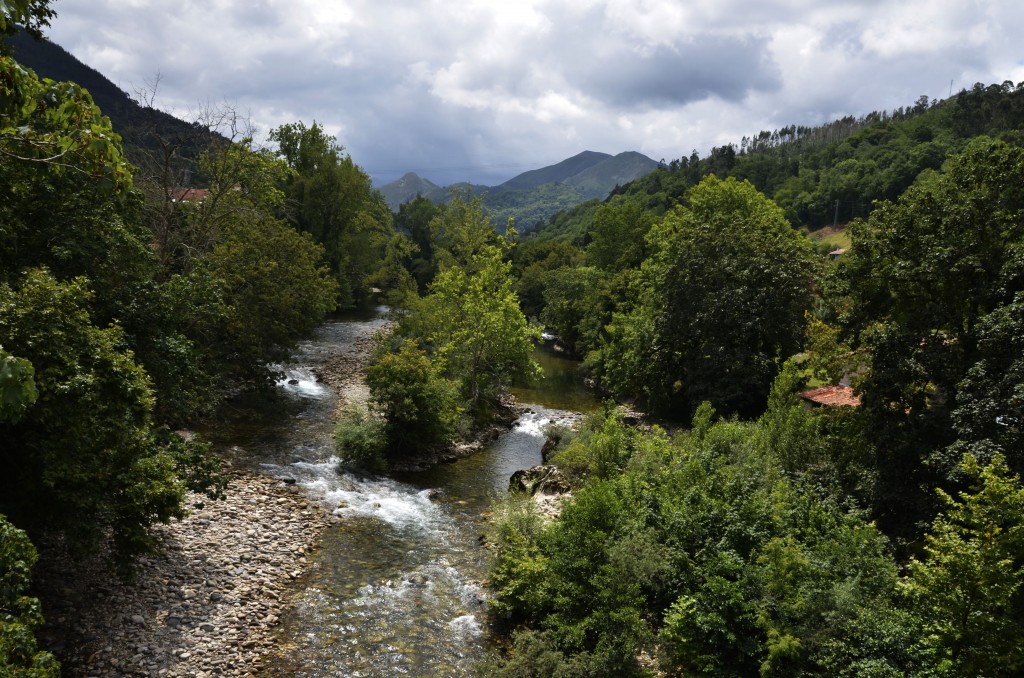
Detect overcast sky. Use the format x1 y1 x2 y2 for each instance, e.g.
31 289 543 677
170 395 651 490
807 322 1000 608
46 0 1024 186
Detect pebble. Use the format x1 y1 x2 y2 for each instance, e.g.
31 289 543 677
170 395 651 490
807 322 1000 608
35 320 382 677
38 472 332 677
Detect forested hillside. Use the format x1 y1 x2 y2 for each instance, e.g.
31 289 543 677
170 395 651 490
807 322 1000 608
379 150 659 231
525 82 1024 242
481 82 1024 673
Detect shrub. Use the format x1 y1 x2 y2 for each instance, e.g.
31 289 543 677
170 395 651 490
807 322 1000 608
366 339 461 455
333 404 388 473
0 515 60 677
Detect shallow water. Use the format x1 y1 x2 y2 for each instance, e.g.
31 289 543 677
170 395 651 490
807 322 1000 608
205 311 595 676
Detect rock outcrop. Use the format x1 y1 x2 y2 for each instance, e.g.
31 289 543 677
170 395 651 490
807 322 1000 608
509 465 571 496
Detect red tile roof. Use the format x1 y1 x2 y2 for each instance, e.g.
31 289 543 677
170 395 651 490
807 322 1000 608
799 384 861 407
171 187 210 202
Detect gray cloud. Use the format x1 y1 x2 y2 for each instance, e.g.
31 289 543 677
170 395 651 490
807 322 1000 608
567 37 782 107
43 0 1024 186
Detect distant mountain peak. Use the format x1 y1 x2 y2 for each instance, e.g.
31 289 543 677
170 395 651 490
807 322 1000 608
377 150 658 225
497 151 613 191
377 172 441 209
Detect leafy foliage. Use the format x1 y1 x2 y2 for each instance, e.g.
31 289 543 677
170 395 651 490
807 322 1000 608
0 270 186 564
593 176 816 418
270 121 390 307
0 348 36 423
0 48 364 582
904 454 1024 675
366 339 461 454
837 138 1024 539
492 91 1024 677
333 404 388 474
488 397 919 675
0 514 59 677
360 195 540 463
393 195 541 417
0 55 130 190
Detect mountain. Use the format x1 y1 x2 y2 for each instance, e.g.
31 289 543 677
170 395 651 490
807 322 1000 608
9 30 136 126
498 151 612 191
9 30 222 170
379 150 659 229
377 172 442 208
563 151 660 199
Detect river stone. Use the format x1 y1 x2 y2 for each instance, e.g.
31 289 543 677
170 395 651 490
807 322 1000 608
509 465 570 496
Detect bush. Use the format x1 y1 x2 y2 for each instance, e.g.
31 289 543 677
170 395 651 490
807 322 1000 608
366 339 461 455
0 515 60 677
333 404 388 473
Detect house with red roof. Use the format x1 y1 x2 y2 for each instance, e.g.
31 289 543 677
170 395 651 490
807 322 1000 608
799 384 861 408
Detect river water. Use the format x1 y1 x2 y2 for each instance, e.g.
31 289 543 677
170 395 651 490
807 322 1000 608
203 310 596 676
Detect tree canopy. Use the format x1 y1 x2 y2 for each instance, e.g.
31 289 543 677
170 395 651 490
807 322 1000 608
592 176 815 418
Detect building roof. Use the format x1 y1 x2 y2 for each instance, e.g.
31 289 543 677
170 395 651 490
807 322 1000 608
799 384 861 407
171 187 210 202
828 247 846 257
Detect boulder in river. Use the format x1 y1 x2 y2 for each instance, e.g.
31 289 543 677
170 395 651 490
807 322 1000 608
509 465 570 496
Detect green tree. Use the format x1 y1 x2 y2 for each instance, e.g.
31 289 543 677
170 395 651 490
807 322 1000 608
392 195 541 417
143 139 339 400
366 339 461 455
0 348 36 424
0 55 129 190
587 198 656 272
0 1 54 41
540 266 604 356
426 190 505 272
0 270 186 565
203 200 338 381
948 295 1024 470
511 238 584 321
411 247 540 414
0 514 60 677
839 139 1024 539
904 454 1024 675
393 195 441 293
596 175 815 418
270 121 387 306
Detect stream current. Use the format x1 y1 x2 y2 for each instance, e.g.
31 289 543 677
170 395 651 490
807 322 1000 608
203 308 597 676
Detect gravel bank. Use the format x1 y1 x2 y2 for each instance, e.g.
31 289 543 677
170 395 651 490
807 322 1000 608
38 472 332 677
37 324 388 676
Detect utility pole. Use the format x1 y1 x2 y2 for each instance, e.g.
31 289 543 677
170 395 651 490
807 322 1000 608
833 200 840 229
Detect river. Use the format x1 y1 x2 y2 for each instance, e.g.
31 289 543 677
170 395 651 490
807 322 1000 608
201 309 597 676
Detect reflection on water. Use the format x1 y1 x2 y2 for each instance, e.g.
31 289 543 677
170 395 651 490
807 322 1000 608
204 314 597 676
511 340 601 414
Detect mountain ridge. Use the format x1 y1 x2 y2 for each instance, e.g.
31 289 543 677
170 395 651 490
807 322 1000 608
377 150 659 228
8 29 222 167
9 30 658 227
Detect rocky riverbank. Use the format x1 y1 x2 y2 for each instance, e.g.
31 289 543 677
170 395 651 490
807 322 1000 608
34 322 391 676
37 471 332 677
315 330 379 412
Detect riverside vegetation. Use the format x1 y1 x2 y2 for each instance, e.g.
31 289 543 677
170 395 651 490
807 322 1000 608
3 1 1024 675
479 94 1024 672
0 3 389 672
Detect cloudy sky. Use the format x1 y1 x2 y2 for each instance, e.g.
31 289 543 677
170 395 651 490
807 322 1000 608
47 0 1024 186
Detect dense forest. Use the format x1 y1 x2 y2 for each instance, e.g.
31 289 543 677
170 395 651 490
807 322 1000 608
3 0 1024 674
478 84 1024 673
333 76 1024 673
